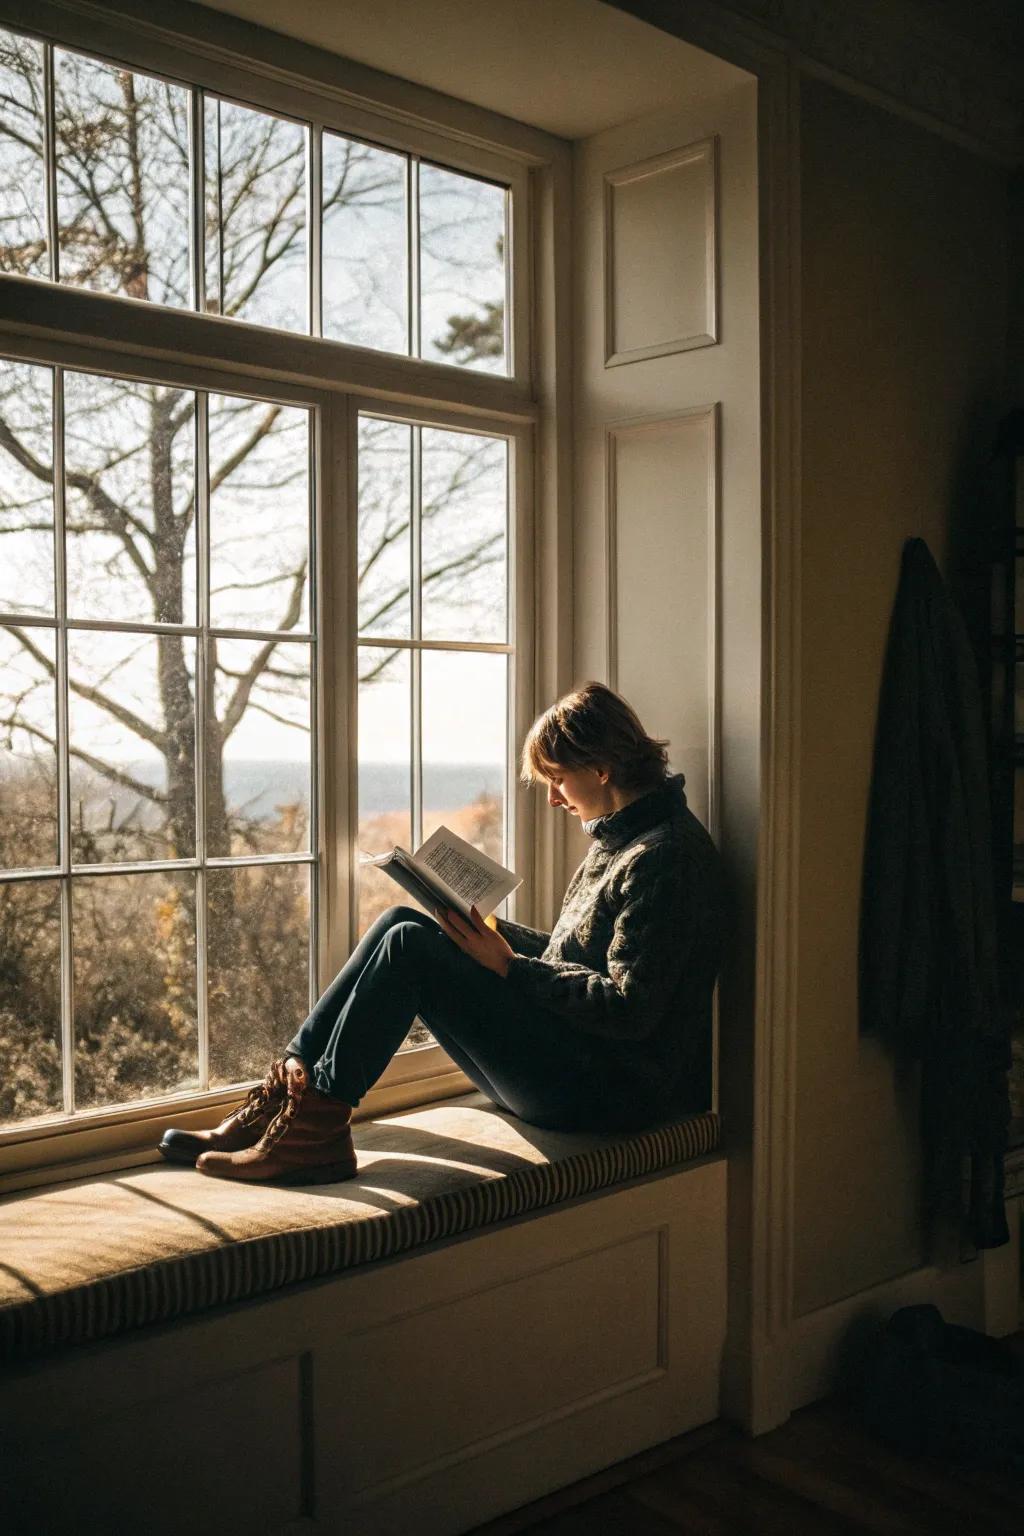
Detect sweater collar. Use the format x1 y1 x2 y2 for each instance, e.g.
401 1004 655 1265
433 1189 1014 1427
582 772 687 850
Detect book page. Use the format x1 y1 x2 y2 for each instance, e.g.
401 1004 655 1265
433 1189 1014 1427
420 842 497 907
413 825 522 919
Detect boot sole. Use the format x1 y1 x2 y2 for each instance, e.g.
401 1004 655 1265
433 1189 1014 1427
276 1162 359 1185
199 1159 359 1185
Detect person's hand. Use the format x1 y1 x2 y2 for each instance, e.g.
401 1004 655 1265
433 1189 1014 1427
435 905 515 978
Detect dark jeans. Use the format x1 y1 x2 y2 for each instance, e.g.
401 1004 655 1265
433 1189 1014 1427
285 905 666 1131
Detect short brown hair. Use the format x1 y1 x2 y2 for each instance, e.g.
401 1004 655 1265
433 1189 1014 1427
520 682 669 793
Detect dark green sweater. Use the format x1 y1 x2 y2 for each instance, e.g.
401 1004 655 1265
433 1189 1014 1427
497 773 726 1105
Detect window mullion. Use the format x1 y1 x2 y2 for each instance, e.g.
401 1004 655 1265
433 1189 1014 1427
216 99 224 317
190 87 205 314
43 42 58 283
505 188 514 374
53 366 73 1115
411 424 422 849
195 390 210 1092
307 404 320 1009
309 125 322 340
409 156 420 361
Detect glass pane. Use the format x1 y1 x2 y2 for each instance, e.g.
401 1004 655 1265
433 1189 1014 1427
0 879 62 1126
357 645 411 939
67 629 196 863
208 637 310 858
0 358 54 615
204 96 308 332
64 371 196 625
207 862 309 1086
0 627 58 869
0 29 47 279
421 427 507 642
73 869 198 1109
323 134 408 353
422 650 505 863
55 49 191 307
357 416 411 638
419 163 506 374
208 393 310 632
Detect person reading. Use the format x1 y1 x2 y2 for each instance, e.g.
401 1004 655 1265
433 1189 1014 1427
159 682 728 1183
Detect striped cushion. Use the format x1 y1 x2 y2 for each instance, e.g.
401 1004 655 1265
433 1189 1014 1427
0 1093 720 1363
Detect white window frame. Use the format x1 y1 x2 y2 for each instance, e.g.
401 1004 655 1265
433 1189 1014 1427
0 0 571 1191
336 396 535 1109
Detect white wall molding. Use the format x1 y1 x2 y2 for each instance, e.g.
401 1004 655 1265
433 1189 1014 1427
603 138 719 368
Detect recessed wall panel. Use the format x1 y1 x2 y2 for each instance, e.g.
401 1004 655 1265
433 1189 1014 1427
604 138 717 367
321 1229 664 1496
609 408 717 828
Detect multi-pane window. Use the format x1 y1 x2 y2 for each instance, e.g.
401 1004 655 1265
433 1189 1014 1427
355 414 511 952
0 358 316 1128
0 20 526 1146
0 28 511 372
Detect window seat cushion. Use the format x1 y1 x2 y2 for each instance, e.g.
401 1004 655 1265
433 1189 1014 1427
0 1092 720 1365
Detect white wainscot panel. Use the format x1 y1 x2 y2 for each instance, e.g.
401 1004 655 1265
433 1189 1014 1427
319 1228 665 1502
607 407 718 829
604 137 718 368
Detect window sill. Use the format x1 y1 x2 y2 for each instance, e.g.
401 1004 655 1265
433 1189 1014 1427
0 1048 473 1196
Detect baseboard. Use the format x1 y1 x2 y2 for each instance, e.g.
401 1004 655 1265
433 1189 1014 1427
786 1250 989 1413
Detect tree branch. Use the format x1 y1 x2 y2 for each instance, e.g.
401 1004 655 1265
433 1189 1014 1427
220 559 307 741
208 403 282 498
357 647 401 686
0 413 154 588
0 713 167 805
3 623 168 751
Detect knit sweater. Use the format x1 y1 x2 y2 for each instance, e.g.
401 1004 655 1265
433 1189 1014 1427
496 773 726 1104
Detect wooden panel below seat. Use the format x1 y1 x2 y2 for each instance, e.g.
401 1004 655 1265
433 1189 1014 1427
5 1356 306 1536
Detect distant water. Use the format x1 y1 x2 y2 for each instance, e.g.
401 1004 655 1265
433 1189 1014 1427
51 760 505 822
359 762 504 815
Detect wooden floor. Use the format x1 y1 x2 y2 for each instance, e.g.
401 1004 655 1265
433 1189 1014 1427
472 1333 1024 1536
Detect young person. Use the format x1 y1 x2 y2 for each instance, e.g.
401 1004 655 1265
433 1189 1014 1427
159 682 728 1183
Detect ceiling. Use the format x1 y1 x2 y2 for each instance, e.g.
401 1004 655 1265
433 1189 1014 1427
189 0 747 140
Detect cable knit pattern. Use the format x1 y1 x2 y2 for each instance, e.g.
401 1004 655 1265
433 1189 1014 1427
497 775 726 1061
492 917 551 959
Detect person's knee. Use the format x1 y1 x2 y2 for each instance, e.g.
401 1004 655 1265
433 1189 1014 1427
379 917 436 964
379 904 430 931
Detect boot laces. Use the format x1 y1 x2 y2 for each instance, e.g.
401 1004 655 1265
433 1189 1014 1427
256 1065 308 1152
235 1058 288 1129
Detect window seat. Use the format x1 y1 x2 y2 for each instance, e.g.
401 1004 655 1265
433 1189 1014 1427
0 1091 720 1366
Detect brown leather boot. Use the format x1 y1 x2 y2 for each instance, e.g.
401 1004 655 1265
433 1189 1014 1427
158 1058 290 1166
196 1059 358 1184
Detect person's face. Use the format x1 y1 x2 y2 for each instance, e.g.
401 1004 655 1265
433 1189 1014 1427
544 764 613 823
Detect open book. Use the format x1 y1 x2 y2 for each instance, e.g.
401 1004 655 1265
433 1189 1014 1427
359 825 522 922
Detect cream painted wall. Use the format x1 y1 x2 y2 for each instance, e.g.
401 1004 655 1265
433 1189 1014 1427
793 79 1012 1316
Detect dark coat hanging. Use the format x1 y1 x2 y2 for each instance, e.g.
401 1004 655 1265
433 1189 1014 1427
859 537 1011 1252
